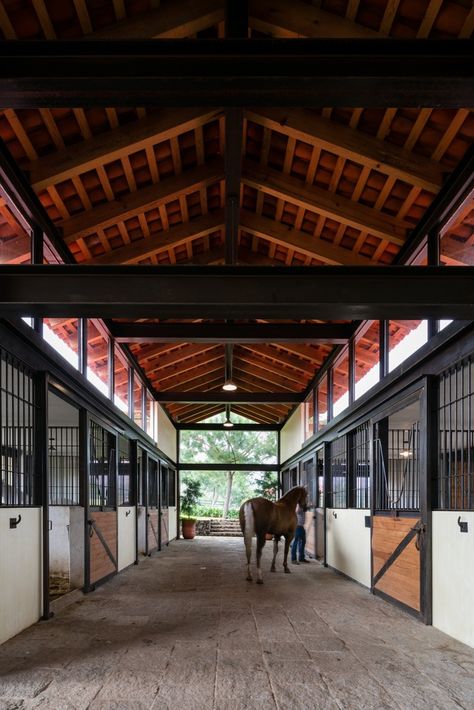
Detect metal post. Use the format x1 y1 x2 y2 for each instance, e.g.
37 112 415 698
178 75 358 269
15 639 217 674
36 371 52 619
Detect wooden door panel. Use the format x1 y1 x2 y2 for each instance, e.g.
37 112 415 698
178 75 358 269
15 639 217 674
161 510 169 547
89 511 117 585
147 509 159 553
372 515 420 612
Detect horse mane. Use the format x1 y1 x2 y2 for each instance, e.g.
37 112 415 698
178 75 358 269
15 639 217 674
279 486 306 504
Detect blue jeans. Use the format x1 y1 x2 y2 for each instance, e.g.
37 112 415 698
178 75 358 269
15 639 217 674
291 526 306 561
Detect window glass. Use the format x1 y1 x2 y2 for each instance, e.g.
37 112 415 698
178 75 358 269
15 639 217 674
389 320 428 373
114 345 129 414
303 391 314 441
44 318 80 370
332 349 349 418
317 375 328 430
355 321 380 400
87 320 110 396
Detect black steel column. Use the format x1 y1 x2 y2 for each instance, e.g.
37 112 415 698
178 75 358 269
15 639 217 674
32 225 43 337
35 371 51 619
420 376 437 625
81 409 92 592
176 429 181 539
427 228 440 340
78 319 87 376
380 320 389 380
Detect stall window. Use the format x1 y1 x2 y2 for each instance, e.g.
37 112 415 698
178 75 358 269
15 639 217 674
349 422 370 509
49 426 80 505
89 421 116 508
329 436 347 508
168 468 176 507
133 376 143 429
161 464 169 508
438 356 474 511
114 345 129 414
389 320 428 373
146 391 156 440
44 318 80 370
0 350 36 506
148 458 158 508
118 435 134 506
316 448 324 508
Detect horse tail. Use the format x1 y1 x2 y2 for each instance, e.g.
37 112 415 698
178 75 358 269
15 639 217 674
240 502 254 558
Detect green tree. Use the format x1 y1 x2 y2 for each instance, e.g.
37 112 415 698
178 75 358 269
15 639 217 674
254 471 278 501
180 415 277 518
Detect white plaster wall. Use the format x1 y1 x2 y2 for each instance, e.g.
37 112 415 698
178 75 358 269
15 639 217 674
137 506 147 554
432 511 474 649
326 508 371 588
0 508 42 645
49 507 70 577
168 507 177 541
117 507 136 571
69 506 84 589
157 405 177 462
280 405 303 463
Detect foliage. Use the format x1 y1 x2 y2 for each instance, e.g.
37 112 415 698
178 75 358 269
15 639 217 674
180 476 203 518
253 471 279 501
180 417 277 518
194 506 240 519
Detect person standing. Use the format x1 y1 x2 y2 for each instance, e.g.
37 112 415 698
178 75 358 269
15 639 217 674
291 503 309 564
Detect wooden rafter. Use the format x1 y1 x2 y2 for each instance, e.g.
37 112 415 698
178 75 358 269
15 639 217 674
245 108 443 193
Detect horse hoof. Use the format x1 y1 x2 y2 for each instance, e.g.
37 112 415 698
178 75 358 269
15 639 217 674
270 566 276 573
284 567 291 574
246 576 253 582
257 579 264 585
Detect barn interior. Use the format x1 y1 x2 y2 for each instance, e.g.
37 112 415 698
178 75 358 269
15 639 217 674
0 0 473 706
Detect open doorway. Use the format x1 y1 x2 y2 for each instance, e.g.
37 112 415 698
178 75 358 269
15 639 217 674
48 391 83 600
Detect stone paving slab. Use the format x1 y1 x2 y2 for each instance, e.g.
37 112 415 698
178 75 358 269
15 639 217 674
1 536 474 709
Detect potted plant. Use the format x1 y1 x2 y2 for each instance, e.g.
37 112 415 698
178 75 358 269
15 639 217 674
180 477 202 539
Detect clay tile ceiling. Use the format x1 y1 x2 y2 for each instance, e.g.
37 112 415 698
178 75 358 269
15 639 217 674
0 0 473 425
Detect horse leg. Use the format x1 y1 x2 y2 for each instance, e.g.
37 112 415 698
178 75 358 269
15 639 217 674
256 534 266 584
283 534 293 574
270 536 279 572
240 502 254 582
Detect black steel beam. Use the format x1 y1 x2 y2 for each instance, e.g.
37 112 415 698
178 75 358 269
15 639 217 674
110 321 354 343
0 39 472 108
1 265 473 320
157 392 302 403
178 423 279 431
179 463 278 471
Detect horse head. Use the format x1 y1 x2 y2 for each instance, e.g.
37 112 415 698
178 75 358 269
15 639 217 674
296 486 309 511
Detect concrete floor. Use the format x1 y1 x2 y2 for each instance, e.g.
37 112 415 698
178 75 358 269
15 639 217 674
1 537 473 710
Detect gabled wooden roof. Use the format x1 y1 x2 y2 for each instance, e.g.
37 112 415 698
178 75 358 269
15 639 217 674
0 0 472 424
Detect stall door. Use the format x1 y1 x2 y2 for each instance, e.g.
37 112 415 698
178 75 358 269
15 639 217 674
147 457 159 554
301 456 316 558
371 401 423 615
160 464 169 547
88 421 118 586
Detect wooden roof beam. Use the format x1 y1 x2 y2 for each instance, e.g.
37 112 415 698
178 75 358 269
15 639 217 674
242 161 409 246
61 160 223 244
28 108 223 191
245 108 443 193
240 210 376 265
248 0 380 38
92 0 224 39
83 210 224 265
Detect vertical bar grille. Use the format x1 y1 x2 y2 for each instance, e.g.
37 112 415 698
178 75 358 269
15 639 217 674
438 356 474 511
374 424 420 511
48 426 79 505
118 435 133 506
349 421 370 508
329 435 347 508
89 420 116 508
1 348 36 506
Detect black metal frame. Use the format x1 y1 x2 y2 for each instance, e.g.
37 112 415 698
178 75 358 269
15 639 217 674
0 39 471 107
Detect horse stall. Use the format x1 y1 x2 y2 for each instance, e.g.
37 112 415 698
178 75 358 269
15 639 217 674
87 419 118 588
372 398 423 616
117 435 135 571
160 463 170 546
146 456 159 554
48 392 84 600
300 455 317 558
315 448 325 560
0 349 42 645
136 446 147 557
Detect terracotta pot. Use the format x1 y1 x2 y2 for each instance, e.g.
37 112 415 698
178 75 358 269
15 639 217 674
181 518 197 539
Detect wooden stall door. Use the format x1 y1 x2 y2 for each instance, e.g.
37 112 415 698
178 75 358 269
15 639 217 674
147 509 159 554
372 515 422 613
160 509 169 547
89 511 118 585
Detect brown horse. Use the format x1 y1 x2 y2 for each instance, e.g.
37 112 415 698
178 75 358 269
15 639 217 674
239 486 308 584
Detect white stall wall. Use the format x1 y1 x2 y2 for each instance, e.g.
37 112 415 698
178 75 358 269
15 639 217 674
326 508 371 588
0 508 42 645
432 511 474 649
157 405 177 462
281 406 303 463
49 507 70 577
137 507 147 555
117 507 136 571
168 507 177 541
